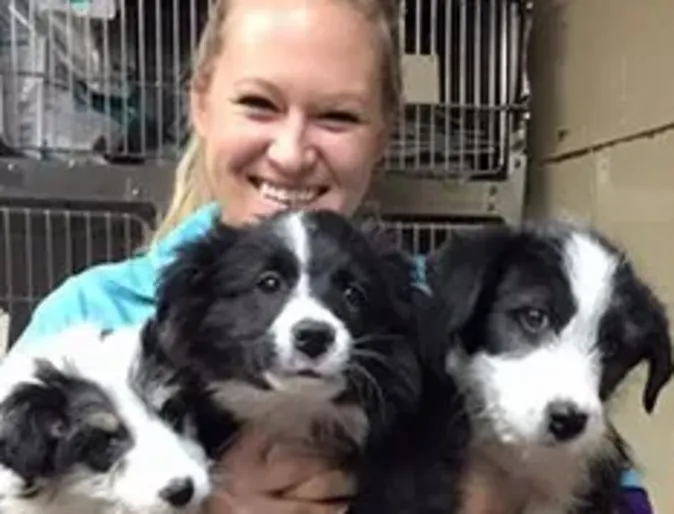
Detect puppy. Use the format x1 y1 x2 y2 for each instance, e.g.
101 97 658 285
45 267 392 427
423 220 673 514
0 324 211 514
138 209 429 509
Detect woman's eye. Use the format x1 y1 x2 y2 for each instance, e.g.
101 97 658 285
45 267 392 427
257 271 284 293
238 95 276 112
321 111 360 124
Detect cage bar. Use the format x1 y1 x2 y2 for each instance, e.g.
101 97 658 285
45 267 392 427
0 0 531 346
0 0 529 179
0 198 154 343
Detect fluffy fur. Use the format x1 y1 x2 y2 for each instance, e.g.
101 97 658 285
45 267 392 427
137 209 429 509
0 324 211 514
0 209 457 514
423 220 674 514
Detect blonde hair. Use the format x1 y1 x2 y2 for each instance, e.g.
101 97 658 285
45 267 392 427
150 0 403 244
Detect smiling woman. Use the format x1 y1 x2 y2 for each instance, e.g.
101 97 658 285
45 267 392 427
154 0 400 234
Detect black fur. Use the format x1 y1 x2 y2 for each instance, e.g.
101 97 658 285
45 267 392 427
425 221 673 413
140 209 427 487
423 220 673 513
132 319 238 460
346 366 470 514
136 209 475 514
0 325 212 512
0 360 131 489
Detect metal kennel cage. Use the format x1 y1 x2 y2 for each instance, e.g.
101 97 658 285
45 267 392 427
371 0 531 227
0 0 532 347
0 197 155 343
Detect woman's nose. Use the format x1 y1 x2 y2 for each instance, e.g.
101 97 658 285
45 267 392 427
267 114 317 175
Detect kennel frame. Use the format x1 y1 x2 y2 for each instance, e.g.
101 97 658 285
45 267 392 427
0 0 532 345
0 0 531 220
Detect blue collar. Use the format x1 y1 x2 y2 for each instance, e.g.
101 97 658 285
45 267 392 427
412 254 433 296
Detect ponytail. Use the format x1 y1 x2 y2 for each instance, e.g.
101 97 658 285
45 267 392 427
149 133 213 245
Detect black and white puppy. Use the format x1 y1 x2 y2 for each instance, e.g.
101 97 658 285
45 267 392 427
423 220 673 514
0 324 212 514
139 209 424 492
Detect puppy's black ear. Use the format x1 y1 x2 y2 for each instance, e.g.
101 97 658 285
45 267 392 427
601 257 674 414
642 321 673 414
623 274 673 414
358 218 417 322
0 372 69 482
355 216 399 260
153 220 241 358
425 225 514 333
156 222 240 317
361 220 413 278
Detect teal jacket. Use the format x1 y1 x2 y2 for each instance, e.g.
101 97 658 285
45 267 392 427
12 202 651 504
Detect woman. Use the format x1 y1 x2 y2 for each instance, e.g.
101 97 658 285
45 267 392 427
12 0 654 513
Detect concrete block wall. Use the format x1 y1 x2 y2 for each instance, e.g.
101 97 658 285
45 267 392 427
526 1 674 511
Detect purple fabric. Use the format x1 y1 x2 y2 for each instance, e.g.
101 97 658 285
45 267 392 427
620 488 654 514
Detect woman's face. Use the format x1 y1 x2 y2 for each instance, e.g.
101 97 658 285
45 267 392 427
191 0 389 226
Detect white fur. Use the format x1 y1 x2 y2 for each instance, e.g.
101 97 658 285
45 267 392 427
0 324 211 514
271 212 352 378
205 212 370 445
466 341 604 449
452 231 621 512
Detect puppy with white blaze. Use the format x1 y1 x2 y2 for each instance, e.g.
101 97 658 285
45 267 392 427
139 209 433 513
422 221 673 514
0 324 211 514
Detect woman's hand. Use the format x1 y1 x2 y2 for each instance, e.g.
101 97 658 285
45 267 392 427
459 460 518 514
205 424 517 514
206 425 356 514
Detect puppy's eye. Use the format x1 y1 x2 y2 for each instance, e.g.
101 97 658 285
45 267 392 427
92 427 123 448
159 397 187 429
516 307 549 334
343 284 366 311
82 427 128 472
257 271 283 293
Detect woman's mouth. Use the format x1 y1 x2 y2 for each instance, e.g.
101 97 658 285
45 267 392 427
249 177 328 207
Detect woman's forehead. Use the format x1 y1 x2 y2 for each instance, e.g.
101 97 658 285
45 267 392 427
218 0 382 99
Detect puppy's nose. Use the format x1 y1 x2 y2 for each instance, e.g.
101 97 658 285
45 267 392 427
292 319 335 359
546 400 588 442
159 477 194 507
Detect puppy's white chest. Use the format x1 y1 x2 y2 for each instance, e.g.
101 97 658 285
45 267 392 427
464 451 579 514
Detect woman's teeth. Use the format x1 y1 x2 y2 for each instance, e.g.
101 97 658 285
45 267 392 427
257 180 323 205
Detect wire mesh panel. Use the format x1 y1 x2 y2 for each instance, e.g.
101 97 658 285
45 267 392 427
0 0 211 163
0 0 530 179
380 217 500 256
391 0 530 179
0 198 155 344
